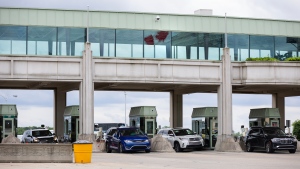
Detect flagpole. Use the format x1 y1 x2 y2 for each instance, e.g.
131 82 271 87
87 5 89 43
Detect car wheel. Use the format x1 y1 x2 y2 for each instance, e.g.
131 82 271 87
289 149 296 154
246 142 254 152
106 143 112 153
266 142 274 153
118 143 124 153
145 149 150 153
174 142 183 152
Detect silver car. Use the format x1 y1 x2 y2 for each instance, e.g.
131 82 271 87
157 128 204 152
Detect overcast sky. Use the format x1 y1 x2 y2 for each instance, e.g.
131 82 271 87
0 0 300 134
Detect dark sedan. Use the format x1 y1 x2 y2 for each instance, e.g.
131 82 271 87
244 126 297 153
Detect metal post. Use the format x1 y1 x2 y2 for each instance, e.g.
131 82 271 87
225 13 227 48
86 5 89 43
125 91 127 126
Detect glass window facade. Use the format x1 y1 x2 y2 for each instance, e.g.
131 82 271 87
275 37 300 60
28 26 57 55
228 34 249 61
116 29 143 58
89 28 115 57
0 25 299 61
144 30 171 59
57 28 85 56
250 35 274 58
0 26 26 55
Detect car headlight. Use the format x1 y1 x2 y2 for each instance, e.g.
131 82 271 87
124 140 133 143
33 137 40 143
179 137 188 141
271 138 280 143
293 138 298 142
53 136 58 141
144 139 149 143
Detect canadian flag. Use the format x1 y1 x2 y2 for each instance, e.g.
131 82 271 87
144 35 154 45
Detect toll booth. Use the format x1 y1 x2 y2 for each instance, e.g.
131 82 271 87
63 105 79 142
191 107 218 149
0 104 18 143
249 108 281 127
129 106 157 138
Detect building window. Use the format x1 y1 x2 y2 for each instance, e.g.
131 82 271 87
172 32 198 60
89 28 115 57
27 26 57 55
228 34 249 61
275 37 300 61
144 30 171 59
116 29 143 58
57 28 85 56
250 35 274 58
0 26 26 55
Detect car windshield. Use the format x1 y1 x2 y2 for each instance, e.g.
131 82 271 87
32 130 52 137
264 128 286 136
120 128 144 136
173 129 194 136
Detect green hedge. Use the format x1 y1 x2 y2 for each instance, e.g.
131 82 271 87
246 57 300 61
246 57 278 61
285 57 300 61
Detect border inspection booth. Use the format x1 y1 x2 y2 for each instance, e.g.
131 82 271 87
191 107 218 149
64 105 79 142
0 104 18 143
129 106 157 138
249 108 281 127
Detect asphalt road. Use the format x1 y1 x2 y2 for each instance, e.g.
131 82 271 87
1 149 300 169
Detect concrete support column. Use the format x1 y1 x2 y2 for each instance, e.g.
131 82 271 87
272 94 285 129
215 48 242 152
170 91 183 128
53 89 66 139
78 42 95 142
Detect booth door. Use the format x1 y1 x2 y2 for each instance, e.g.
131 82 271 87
145 119 155 138
3 118 14 138
76 118 80 141
210 119 218 149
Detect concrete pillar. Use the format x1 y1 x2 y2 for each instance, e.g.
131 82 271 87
78 42 95 142
170 91 183 128
272 94 285 129
215 47 242 152
53 89 66 139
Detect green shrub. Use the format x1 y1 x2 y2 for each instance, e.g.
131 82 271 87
285 57 300 61
292 120 300 140
246 57 278 61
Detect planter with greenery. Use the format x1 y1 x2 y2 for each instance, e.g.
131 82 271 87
246 56 300 62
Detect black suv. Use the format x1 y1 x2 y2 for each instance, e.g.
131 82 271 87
21 128 58 143
244 127 297 153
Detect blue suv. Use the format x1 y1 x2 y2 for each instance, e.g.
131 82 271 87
105 127 151 153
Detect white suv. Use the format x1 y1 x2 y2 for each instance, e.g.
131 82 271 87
157 128 204 152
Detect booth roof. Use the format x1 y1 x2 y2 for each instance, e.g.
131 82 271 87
249 108 281 119
191 107 217 118
129 106 157 117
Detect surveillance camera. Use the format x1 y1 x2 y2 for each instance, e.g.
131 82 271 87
156 15 160 21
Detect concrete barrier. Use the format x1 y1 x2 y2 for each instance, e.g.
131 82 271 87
0 143 73 163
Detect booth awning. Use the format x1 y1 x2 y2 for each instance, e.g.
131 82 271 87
249 108 281 118
64 105 79 116
0 104 18 116
129 106 157 117
191 107 217 118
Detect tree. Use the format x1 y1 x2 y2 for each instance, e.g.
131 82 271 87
292 119 300 140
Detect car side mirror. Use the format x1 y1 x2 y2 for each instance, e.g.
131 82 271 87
169 134 174 137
